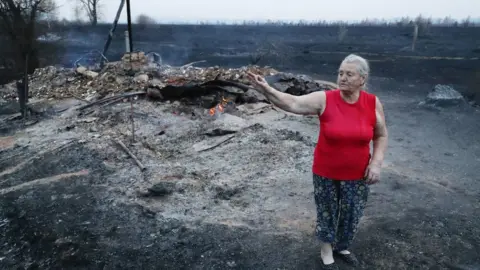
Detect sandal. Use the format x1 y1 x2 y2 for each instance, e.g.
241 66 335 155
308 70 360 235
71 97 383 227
333 251 359 266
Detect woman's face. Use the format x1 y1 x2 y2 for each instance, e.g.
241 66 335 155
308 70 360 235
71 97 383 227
337 62 366 92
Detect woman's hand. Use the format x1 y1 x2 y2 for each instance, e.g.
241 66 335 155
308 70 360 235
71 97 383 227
364 162 381 184
246 71 269 90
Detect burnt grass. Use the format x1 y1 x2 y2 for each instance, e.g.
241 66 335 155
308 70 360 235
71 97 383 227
1 161 478 269
0 24 480 269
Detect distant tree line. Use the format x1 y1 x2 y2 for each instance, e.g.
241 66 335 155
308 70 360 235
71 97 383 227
68 0 101 26
219 15 478 27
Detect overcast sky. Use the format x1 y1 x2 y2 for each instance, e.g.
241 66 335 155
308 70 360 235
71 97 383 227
55 0 479 24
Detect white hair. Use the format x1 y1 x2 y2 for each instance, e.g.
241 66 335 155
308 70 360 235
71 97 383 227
341 54 370 79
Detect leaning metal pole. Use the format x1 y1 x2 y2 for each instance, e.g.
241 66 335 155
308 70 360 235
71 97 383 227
126 0 133 53
100 0 126 67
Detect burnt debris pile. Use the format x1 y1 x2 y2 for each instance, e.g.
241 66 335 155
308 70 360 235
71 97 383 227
0 51 338 113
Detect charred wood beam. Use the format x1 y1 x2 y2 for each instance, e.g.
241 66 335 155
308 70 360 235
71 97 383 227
101 0 125 67
200 79 253 92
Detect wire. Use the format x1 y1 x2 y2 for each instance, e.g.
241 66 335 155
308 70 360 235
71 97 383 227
73 50 109 69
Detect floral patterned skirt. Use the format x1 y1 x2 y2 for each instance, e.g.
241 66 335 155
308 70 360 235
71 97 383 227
312 173 370 251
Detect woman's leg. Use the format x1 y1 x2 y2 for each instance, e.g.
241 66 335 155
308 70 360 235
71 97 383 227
312 173 340 265
334 180 369 253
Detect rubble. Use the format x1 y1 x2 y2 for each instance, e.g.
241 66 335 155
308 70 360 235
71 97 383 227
76 66 99 79
0 51 338 109
423 84 467 107
145 182 176 197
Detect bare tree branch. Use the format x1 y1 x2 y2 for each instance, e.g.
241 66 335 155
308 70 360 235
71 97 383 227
73 0 100 26
0 0 58 116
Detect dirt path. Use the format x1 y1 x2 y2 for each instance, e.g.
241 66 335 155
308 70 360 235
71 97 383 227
0 76 479 269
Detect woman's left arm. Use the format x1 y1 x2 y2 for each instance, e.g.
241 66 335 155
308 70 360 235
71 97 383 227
371 97 388 166
365 97 389 184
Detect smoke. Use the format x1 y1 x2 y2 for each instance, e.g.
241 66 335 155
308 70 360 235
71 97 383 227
4 23 295 75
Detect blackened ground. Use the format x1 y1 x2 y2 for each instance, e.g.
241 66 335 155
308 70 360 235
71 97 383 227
0 169 478 270
0 143 106 189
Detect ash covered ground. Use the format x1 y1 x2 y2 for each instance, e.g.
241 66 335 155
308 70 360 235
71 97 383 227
0 24 480 270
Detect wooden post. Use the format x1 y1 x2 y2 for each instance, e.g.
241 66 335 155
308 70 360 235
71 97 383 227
412 23 418 51
101 0 126 67
125 31 130 52
126 0 133 53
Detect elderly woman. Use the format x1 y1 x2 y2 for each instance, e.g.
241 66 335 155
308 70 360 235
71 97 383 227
247 54 388 269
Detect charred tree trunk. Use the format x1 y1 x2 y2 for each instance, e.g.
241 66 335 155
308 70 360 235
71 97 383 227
16 50 42 118
26 49 39 74
91 4 97 26
78 0 100 26
19 16 36 118
23 53 29 117
15 51 36 118
16 78 27 118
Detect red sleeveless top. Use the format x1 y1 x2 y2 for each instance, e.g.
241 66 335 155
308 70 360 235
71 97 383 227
312 89 377 180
